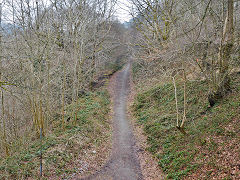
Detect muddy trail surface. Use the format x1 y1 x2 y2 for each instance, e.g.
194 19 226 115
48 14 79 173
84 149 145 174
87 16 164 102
83 63 143 180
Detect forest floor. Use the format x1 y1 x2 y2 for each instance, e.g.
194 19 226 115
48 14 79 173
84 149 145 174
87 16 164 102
132 66 240 179
0 86 112 180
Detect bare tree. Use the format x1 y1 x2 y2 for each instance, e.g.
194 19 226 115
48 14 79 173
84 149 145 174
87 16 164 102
0 0 121 157
130 0 239 133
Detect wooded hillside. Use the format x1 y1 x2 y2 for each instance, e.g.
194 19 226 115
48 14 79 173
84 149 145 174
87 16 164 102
130 0 240 179
0 0 239 179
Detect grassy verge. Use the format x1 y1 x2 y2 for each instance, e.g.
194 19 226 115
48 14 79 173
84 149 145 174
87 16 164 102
132 73 240 179
0 90 111 179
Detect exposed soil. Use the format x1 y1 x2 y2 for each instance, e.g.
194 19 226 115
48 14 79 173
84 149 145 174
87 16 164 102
82 63 143 180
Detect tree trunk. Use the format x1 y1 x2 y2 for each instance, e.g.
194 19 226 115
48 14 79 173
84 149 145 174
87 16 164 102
208 0 234 107
62 60 66 130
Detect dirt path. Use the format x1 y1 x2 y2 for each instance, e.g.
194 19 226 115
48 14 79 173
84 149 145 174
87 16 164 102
84 63 143 180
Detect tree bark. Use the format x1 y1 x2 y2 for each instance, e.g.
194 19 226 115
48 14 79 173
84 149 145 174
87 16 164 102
208 0 234 106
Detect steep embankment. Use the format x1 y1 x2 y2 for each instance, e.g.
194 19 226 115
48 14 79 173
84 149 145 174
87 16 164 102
132 72 240 179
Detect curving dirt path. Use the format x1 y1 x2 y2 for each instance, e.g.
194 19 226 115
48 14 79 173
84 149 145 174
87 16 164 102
83 63 143 180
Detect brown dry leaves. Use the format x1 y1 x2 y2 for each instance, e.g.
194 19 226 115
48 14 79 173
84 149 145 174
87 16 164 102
186 118 240 180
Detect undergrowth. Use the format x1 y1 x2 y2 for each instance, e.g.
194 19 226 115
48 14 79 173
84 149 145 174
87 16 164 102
0 90 111 179
132 73 240 179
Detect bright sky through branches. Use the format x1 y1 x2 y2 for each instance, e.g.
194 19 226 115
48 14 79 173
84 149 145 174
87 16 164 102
1 0 132 24
115 0 132 23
